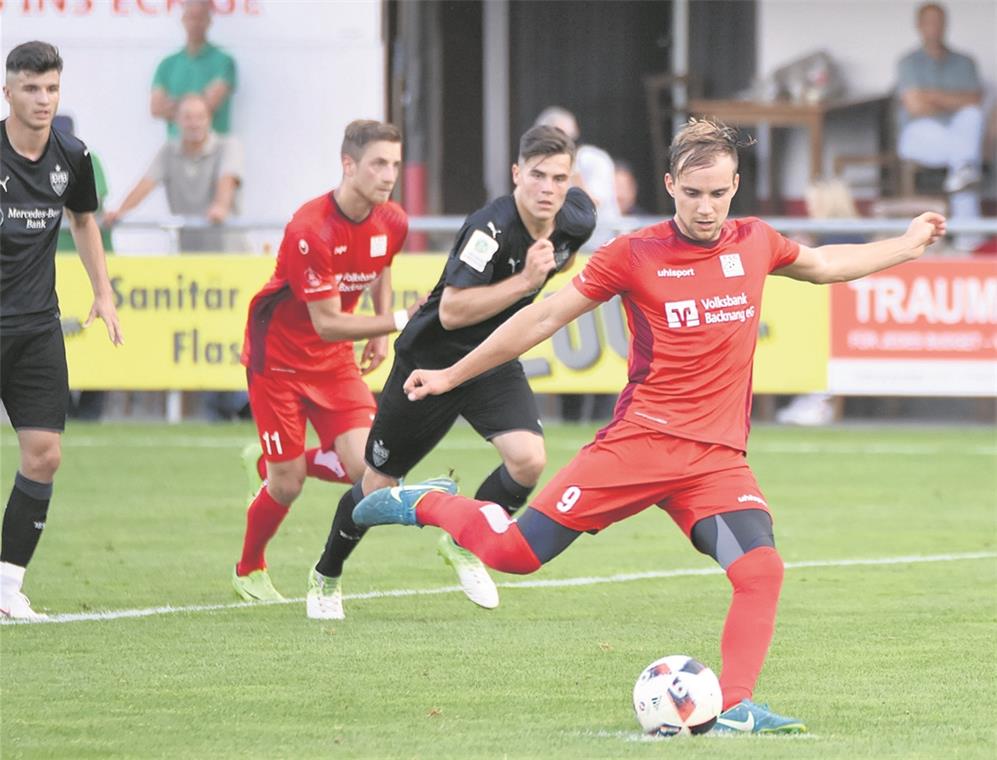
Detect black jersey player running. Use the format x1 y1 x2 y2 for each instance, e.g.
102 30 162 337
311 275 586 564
305 125 595 619
0 42 123 620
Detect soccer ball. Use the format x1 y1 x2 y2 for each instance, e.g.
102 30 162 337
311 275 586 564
632 655 722 737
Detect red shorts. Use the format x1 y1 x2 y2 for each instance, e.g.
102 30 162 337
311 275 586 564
531 418 770 537
247 369 376 463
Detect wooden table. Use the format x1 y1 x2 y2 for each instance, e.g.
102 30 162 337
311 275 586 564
687 96 890 203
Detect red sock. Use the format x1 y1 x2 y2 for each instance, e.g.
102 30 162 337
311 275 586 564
305 447 351 484
256 449 351 484
236 488 290 576
416 493 542 574
718 546 784 710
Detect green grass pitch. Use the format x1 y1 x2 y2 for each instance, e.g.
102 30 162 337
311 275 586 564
1 421 995 759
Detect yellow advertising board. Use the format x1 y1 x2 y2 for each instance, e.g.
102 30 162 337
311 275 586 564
58 253 827 393
753 276 829 394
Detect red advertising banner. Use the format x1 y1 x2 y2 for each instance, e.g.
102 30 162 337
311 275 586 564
829 258 997 396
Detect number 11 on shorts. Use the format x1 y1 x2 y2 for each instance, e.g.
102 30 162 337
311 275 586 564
262 431 283 456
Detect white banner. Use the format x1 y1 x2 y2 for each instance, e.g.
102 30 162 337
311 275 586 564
0 0 384 231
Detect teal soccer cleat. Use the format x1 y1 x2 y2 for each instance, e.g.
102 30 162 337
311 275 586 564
352 477 458 527
711 699 807 735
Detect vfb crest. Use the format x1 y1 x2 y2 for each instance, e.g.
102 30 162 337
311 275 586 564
50 164 69 196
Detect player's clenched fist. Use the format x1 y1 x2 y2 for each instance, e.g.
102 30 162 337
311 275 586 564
404 368 454 401
905 212 947 255
521 238 557 291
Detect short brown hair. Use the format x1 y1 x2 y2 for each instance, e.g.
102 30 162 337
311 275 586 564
518 125 576 164
669 118 753 178
341 120 402 161
6 41 62 76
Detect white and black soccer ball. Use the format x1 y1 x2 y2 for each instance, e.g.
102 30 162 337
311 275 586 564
632 655 722 737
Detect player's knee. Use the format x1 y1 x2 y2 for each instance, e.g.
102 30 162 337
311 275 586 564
334 447 366 483
727 546 784 592
22 444 61 480
267 469 305 505
505 448 546 486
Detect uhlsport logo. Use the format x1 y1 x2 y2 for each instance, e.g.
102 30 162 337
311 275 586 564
664 299 700 328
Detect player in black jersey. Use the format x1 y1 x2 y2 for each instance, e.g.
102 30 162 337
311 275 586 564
0 42 123 620
305 125 595 619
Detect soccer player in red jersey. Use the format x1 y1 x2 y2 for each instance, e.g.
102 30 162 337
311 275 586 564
353 118 947 734
232 120 415 610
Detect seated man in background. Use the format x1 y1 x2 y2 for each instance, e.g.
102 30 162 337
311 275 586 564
105 94 243 253
896 2 985 249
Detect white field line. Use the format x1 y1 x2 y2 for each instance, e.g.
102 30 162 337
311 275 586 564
3 551 994 627
568 728 819 742
1 436 995 456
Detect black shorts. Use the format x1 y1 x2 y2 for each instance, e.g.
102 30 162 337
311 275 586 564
1 324 69 431
366 357 543 478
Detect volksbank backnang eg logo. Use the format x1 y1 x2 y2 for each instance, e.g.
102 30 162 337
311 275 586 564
664 299 700 328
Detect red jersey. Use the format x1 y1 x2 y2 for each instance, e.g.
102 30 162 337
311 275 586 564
573 218 799 451
242 193 408 379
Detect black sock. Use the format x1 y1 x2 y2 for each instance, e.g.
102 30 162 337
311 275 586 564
1 472 53 568
474 464 534 516
315 482 367 578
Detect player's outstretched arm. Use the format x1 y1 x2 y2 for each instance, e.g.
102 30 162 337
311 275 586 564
405 282 598 400
67 210 124 346
774 212 946 284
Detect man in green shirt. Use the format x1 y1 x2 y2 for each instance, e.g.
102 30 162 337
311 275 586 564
150 0 237 137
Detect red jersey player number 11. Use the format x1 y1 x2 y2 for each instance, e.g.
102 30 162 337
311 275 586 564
232 120 416 612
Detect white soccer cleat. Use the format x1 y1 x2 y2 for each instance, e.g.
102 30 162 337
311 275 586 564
306 569 345 620
0 589 48 621
437 533 499 610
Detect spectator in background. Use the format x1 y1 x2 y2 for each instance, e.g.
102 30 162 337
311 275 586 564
105 94 244 252
53 115 112 421
614 159 647 216
535 107 620 423
106 94 247 421
534 106 622 250
151 0 236 138
896 2 985 250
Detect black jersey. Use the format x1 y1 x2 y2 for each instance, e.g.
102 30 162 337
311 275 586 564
394 186 596 370
1 120 98 334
